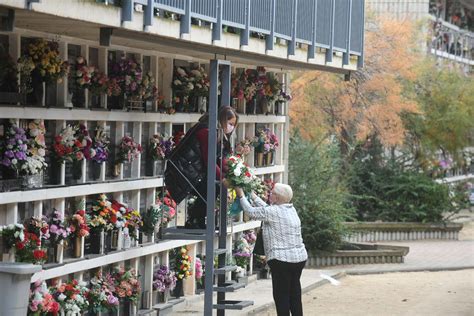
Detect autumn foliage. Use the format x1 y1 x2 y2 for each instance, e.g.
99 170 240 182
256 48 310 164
290 18 420 154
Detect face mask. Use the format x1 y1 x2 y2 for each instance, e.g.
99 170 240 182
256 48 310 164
225 124 234 134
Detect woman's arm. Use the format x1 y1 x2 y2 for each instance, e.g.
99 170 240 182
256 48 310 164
250 192 267 207
239 196 268 221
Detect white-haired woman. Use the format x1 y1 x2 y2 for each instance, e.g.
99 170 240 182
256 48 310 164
235 183 307 316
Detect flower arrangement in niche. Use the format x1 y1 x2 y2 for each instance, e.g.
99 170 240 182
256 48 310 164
28 280 60 315
26 119 48 175
108 56 143 99
117 135 142 164
111 266 141 303
53 124 94 163
89 194 115 231
235 137 255 157
188 67 209 97
149 134 174 161
195 257 203 285
175 246 192 280
52 279 90 314
71 56 94 89
91 126 110 164
89 70 110 96
45 209 71 245
233 235 252 268
141 204 162 236
155 190 177 226
0 223 25 250
153 265 177 292
24 216 50 242
17 38 69 83
88 271 119 313
0 121 29 175
137 71 159 101
123 208 143 240
68 209 90 238
15 231 47 264
254 128 279 153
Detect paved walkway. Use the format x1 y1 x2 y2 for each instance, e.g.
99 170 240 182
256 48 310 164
172 217 474 315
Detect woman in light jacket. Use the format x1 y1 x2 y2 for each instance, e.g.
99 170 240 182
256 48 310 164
235 183 307 316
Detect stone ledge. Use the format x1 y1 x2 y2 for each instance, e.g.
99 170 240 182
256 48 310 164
343 222 463 242
307 243 410 267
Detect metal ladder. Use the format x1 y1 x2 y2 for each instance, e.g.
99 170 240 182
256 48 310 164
161 59 253 315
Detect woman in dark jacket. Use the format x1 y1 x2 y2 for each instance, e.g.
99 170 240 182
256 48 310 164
165 106 239 228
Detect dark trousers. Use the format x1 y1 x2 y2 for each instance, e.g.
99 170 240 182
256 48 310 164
267 259 306 316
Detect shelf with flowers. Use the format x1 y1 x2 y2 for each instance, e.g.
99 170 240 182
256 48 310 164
0 120 47 192
146 133 174 177
253 128 279 167
87 270 120 313
17 38 69 107
88 125 110 181
112 266 141 313
232 232 253 279
86 194 118 255
152 264 177 304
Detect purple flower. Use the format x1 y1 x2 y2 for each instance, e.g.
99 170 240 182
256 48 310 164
107 294 119 306
2 158 11 167
5 150 14 158
49 224 58 234
15 151 27 160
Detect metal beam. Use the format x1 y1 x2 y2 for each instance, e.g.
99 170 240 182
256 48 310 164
121 0 133 23
144 0 154 27
343 0 353 65
266 0 276 51
240 0 250 46
357 0 365 68
204 59 220 316
325 0 335 63
26 0 40 10
180 0 191 37
288 0 298 56
308 0 318 60
213 0 223 42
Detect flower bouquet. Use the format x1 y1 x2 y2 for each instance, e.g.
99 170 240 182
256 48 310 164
26 120 47 178
153 265 177 295
172 67 193 111
68 209 90 257
156 191 177 226
149 134 174 161
175 246 192 280
225 155 258 215
115 135 142 175
195 256 203 286
52 279 89 314
70 56 95 107
89 70 110 96
235 137 256 157
89 194 116 232
91 126 110 179
46 209 70 245
189 67 209 112
1 121 29 177
233 235 252 269
15 231 47 265
28 280 60 315
88 271 119 313
0 223 25 257
124 208 143 241
112 266 141 303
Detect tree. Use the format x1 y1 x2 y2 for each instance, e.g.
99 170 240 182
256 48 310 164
290 18 420 161
403 61 474 170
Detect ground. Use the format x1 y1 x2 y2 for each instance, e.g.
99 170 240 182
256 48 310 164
265 270 474 316
264 210 474 316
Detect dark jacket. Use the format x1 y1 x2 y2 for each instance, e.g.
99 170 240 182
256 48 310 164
165 123 207 204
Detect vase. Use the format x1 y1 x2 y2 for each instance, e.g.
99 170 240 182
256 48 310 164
73 236 82 258
47 243 62 263
155 290 169 303
29 69 44 106
275 101 284 115
257 96 270 115
90 162 102 181
256 152 264 167
71 88 86 108
265 151 273 166
20 173 43 189
246 97 256 114
196 96 207 113
172 279 184 298
71 160 83 181
86 229 105 255
109 228 121 251
237 98 246 113
145 159 164 177
119 299 133 316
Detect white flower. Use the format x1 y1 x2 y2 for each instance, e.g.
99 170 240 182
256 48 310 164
58 293 67 301
30 129 39 137
177 67 186 76
7 224 14 229
38 148 46 157
187 83 194 90
173 79 182 86
234 168 241 177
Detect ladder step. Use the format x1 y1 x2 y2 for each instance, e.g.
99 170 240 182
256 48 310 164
213 300 254 310
214 265 238 275
213 281 245 292
161 227 208 240
214 248 227 255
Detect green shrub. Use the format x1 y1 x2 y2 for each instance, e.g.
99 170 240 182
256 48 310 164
289 133 353 252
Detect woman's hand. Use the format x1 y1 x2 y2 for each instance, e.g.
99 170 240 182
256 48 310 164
234 187 244 198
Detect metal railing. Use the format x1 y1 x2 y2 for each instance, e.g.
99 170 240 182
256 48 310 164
108 0 365 66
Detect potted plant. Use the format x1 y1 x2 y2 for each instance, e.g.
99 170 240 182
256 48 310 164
173 246 192 298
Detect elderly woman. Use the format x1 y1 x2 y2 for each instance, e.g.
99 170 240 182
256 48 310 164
235 183 307 316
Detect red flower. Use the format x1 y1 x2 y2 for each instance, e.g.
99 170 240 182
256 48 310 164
245 171 251 177
50 301 60 313
33 249 46 260
16 241 25 250
78 210 85 216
